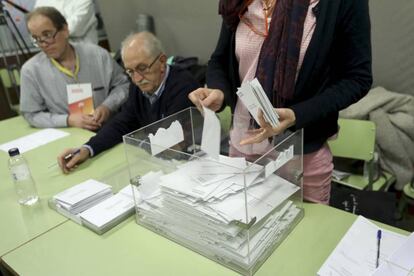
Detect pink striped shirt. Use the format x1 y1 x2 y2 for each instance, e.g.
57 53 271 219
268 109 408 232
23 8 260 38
232 0 319 155
231 0 332 204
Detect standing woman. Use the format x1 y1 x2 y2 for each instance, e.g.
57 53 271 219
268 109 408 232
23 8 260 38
189 0 372 204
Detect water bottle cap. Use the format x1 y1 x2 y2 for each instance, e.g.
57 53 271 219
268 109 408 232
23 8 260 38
8 148 20 157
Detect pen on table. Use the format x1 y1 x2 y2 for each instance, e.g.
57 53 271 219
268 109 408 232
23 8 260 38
376 229 382 268
48 148 81 169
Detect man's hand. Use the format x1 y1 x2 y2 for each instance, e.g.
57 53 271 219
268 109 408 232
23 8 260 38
93 105 111 125
240 108 296 145
67 113 101 130
188 88 224 112
57 147 90 174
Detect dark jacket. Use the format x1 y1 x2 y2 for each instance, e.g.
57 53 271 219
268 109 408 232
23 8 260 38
207 0 373 153
86 66 200 156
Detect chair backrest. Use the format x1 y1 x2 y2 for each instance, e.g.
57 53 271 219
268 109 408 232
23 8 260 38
217 106 232 136
328 118 376 162
0 68 21 113
0 68 21 88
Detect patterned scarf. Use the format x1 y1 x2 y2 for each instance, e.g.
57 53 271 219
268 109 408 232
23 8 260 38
219 0 310 107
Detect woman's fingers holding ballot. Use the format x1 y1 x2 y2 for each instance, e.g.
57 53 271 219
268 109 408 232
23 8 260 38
188 88 224 112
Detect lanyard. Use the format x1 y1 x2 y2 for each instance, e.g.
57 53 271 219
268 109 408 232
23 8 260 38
239 0 273 38
51 53 80 81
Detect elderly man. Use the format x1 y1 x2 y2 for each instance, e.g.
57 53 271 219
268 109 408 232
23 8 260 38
20 7 129 130
57 31 200 173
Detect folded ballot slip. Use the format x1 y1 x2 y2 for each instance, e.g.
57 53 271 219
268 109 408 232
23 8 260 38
236 78 279 128
53 179 113 215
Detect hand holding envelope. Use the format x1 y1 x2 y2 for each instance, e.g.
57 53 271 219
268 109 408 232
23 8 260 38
236 78 296 145
240 108 296 145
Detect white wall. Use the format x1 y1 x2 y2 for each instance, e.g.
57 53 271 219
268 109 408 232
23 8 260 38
98 0 414 96
97 0 221 63
369 0 414 95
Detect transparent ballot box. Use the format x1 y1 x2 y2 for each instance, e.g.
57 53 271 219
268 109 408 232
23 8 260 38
124 107 304 275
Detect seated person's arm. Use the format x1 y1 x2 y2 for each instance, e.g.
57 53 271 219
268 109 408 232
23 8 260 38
67 113 101 130
20 67 101 130
58 146 90 174
58 87 138 173
93 51 129 124
20 68 68 128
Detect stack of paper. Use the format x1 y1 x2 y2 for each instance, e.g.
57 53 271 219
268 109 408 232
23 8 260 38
80 185 136 233
53 179 113 215
133 154 301 269
372 232 414 276
236 78 279 128
51 179 136 234
317 216 407 276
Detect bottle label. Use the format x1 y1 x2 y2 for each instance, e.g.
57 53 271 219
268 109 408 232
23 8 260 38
11 164 31 181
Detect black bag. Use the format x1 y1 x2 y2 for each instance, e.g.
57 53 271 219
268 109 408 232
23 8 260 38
330 184 398 226
170 56 207 86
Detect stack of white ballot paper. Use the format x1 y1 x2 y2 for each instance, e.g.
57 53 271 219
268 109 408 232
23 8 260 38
133 155 301 268
236 78 279 127
372 232 414 276
51 179 135 234
80 185 135 233
318 216 409 276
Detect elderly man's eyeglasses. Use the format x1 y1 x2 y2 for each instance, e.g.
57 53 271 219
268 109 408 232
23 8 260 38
31 29 60 46
125 53 162 77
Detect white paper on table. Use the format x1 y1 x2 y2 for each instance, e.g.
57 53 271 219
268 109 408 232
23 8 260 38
372 232 414 276
118 184 135 199
53 179 112 206
317 216 407 276
148 120 184 156
0 128 69 153
201 106 221 160
80 191 135 228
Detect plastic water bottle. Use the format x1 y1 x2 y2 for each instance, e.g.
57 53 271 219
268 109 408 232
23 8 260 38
8 148 39 205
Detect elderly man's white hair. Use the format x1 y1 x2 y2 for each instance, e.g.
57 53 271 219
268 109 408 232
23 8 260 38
120 31 165 60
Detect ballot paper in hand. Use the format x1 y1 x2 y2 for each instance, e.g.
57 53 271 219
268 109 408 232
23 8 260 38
236 78 279 128
201 106 221 160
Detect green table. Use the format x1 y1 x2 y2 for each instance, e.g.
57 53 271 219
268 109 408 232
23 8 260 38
0 117 128 258
0 117 409 276
1 202 408 276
